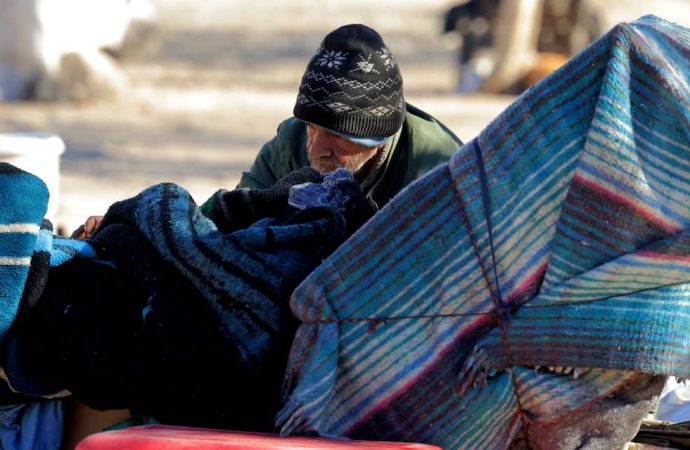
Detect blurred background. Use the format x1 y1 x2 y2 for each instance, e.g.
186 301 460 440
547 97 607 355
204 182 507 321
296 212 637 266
0 0 688 235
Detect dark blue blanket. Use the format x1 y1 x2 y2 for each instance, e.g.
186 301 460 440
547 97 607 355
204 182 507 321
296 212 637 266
0 165 375 430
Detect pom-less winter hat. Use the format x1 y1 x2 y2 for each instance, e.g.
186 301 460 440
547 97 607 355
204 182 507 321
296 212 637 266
293 24 406 142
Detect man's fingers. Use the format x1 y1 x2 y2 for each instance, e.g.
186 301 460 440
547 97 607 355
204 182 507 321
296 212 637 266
84 216 103 235
70 225 86 239
70 215 104 240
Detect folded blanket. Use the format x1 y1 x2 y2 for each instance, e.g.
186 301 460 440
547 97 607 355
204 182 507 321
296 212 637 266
278 16 690 449
1 166 376 431
0 163 49 342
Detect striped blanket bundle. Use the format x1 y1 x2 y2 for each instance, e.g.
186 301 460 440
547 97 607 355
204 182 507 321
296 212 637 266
278 16 690 449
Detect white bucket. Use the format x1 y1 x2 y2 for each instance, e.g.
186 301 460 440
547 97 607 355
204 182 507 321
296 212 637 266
0 131 65 224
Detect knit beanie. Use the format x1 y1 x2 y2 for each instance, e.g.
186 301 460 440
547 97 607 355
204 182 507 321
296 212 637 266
293 24 406 140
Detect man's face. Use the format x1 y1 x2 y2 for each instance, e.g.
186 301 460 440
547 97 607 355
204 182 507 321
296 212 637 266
306 124 382 175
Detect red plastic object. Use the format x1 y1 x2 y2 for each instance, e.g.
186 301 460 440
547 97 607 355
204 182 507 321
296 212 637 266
76 425 443 450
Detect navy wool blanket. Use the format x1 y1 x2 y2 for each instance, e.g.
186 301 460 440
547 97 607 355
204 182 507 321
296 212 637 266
0 166 375 430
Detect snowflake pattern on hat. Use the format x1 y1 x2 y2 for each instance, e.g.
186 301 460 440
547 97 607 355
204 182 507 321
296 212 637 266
378 48 397 71
316 50 348 69
354 55 379 74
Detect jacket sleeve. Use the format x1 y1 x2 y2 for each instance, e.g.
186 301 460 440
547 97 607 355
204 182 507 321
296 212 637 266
200 119 309 221
405 104 464 180
198 141 279 221
199 137 282 220
237 134 284 190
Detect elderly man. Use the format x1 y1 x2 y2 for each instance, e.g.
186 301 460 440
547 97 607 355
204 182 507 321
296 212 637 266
199 23 462 218
74 24 461 243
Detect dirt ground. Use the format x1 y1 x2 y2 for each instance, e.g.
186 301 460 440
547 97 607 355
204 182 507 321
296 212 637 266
0 0 519 234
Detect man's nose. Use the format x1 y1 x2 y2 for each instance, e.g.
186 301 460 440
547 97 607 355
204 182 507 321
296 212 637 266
309 130 335 158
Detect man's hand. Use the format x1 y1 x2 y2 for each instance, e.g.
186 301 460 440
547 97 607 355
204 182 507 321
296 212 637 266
70 215 103 240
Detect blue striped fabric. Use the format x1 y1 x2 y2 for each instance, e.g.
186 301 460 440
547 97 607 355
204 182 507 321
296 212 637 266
279 16 690 448
0 163 48 341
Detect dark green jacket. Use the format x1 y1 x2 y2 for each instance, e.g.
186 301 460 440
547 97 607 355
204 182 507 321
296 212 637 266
201 103 462 215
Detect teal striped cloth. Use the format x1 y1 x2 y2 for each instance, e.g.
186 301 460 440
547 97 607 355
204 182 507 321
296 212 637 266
0 164 49 341
278 16 690 448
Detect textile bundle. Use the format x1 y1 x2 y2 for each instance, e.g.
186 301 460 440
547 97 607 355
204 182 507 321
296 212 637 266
0 164 49 340
0 166 375 434
278 16 690 449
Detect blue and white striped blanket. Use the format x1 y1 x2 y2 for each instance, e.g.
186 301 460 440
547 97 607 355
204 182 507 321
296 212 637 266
0 164 95 342
0 164 48 340
278 16 690 449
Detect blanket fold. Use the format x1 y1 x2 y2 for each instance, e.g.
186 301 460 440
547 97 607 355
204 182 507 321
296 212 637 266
0 164 49 342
